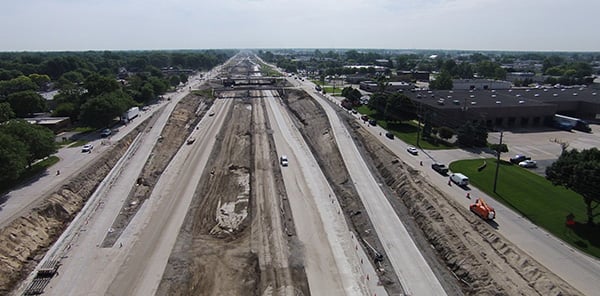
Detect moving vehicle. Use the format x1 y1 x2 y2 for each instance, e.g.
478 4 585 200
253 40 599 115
100 128 112 137
519 160 537 168
450 173 469 186
554 114 591 132
406 146 418 155
510 154 530 164
470 198 496 220
122 107 140 123
280 155 288 167
431 163 449 175
81 144 93 153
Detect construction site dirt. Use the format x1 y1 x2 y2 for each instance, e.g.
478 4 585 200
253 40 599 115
0 58 585 296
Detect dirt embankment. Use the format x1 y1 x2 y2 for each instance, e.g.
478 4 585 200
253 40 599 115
0 121 149 294
349 120 581 296
281 90 404 295
102 92 213 247
157 98 258 295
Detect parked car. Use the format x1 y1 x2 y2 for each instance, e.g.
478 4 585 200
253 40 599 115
100 128 112 137
407 146 418 155
209 111 215 116
187 137 196 145
510 154 531 164
519 160 537 168
431 163 449 175
82 144 93 153
368 119 377 126
360 115 369 121
385 132 394 139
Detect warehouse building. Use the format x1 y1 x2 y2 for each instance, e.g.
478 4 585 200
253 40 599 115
405 87 600 130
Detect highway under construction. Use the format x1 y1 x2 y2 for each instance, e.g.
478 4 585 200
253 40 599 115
1 53 590 296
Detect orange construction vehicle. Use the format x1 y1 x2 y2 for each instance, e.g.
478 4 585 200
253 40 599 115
470 198 496 220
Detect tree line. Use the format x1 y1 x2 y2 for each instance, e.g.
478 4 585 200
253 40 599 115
0 50 235 127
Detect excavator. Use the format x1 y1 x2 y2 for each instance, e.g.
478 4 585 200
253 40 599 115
470 198 496 220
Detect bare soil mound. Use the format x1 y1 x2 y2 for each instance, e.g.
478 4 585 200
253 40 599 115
0 120 149 294
102 92 213 247
281 89 405 295
157 98 258 295
349 120 581 296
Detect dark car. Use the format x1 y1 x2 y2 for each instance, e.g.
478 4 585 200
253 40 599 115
431 163 449 175
385 132 394 139
368 119 377 126
510 154 531 164
361 115 369 121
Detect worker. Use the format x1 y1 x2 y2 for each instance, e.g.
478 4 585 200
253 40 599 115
448 178 452 186
466 192 470 199
56 170 60 176
420 161 423 166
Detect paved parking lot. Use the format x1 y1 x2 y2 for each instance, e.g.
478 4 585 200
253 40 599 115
488 124 600 175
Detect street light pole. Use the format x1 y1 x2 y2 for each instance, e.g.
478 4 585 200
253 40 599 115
493 130 503 193
416 102 422 147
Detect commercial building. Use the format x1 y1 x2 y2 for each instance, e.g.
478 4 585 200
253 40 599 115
404 87 600 130
452 79 512 90
359 81 413 92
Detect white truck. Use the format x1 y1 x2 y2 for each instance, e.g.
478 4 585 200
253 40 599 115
122 107 140 123
280 155 288 167
450 173 469 186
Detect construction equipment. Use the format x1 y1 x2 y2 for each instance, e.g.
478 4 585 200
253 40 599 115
470 198 496 220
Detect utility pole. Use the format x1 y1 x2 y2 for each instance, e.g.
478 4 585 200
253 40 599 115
416 103 422 147
493 130 503 193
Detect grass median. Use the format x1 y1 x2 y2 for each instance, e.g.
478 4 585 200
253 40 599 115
356 105 453 150
450 158 600 258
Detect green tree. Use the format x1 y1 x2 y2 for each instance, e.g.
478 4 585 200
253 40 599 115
0 75 38 96
179 74 189 84
386 93 417 122
84 73 120 97
0 102 15 122
430 71 453 90
546 148 600 225
341 87 362 105
490 143 509 154
169 75 181 87
0 119 57 166
7 90 46 117
52 102 78 121
368 93 387 115
0 132 28 182
28 74 51 90
438 126 455 141
80 91 134 128
457 121 488 147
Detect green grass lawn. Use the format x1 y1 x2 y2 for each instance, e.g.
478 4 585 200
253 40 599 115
0 156 60 194
322 86 342 96
256 62 281 77
450 158 600 258
356 106 454 150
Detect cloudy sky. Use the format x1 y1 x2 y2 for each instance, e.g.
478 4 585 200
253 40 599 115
1 0 599 52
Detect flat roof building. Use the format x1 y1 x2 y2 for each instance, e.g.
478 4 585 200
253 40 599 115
405 87 600 130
